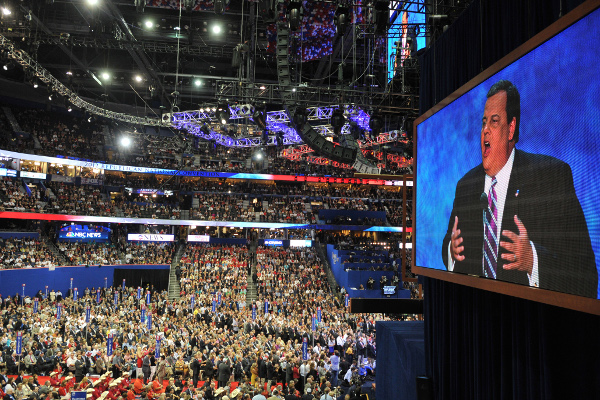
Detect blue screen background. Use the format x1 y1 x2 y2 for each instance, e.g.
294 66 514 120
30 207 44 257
416 8 600 298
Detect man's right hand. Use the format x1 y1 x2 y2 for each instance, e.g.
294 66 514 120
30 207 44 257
450 216 465 262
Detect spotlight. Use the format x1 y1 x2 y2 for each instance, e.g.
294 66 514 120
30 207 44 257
87 0 98 5
194 79 202 87
101 72 110 80
1 7 11 15
369 111 384 136
2 61 14 71
212 24 222 34
135 75 143 82
253 108 267 130
144 20 153 29
33 81 39 89
292 105 307 128
288 2 302 31
216 103 229 125
121 137 131 147
331 108 346 135
48 94 53 101
334 6 350 36
88 117 92 122
66 71 73 76
67 106 72 112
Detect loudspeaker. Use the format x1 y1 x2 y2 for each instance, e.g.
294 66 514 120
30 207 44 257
416 376 433 400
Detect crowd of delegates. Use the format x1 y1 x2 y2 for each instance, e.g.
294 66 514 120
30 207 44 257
0 259 383 400
121 242 174 265
114 199 182 221
13 107 106 160
56 242 122 266
46 183 114 216
0 178 42 213
190 194 248 222
0 237 59 269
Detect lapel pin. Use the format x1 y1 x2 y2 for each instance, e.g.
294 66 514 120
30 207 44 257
515 189 519 197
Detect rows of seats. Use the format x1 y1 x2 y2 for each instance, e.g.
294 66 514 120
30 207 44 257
0 237 59 269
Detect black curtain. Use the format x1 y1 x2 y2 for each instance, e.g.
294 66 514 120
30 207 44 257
419 0 584 114
423 278 600 399
419 0 600 398
113 269 170 292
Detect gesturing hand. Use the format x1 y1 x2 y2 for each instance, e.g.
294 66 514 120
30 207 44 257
450 216 465 262
500 215 534 275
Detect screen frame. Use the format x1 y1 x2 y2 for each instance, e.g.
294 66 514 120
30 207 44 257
413 0 600 316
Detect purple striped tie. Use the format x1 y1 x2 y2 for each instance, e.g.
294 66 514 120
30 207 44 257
483 177 498 278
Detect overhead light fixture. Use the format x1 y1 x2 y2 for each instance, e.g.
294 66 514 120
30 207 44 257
194 79 202 87
87 0 98 5
33 81 39 89
144 20 153 29
101 72 110 80
288 2 303 31
253 107 267 130
67 106 72 112
216 102 229 125
2 61 14 71
212 24 222 34
334 6 350 36
1 7 11 15
66 71 73 76
331 108 346 135
48 94 53 101
135 75 143 82
120 137 131 147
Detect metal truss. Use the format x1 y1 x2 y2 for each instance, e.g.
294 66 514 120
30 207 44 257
305 156 354 170
0 34 165 127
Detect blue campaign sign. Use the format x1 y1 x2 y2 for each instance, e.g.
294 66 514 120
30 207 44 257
155 337 161 358
122 279 126 291
16 331 22 356
137 287 141 299
141 306 146 323
217 292 221 305
190 295 195 309
252 304 256 321
312 315 316 332
147 314 152 330
114 291 118 307
45 286 48 299
85 307 91 324
212 300 216 312
56 304 62 320
33 299 38 314
264 300 269 314
73 288 78 302
71 392 87 400
302 337 308 361
22 284 25 304
107 334 113 356
70 278 73 290
317 307 322 323
96 289 101 303
345 294 349 307
146 291 151 305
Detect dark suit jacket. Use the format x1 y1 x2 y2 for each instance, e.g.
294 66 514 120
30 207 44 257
442 149 597 297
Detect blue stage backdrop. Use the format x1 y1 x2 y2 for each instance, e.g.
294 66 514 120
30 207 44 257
417 7 600 298
0 264 170 297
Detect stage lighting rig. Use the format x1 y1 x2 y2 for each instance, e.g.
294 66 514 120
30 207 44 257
253 107 267 130
288 2 303 31
331 108 346 135
292 105 308 128
216 103 230 125
335 6 350 36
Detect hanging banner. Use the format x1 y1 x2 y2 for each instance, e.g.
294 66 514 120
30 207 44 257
85 306 91 324
107 334 113 356
302 337 308 361
317 306 322 323
16 331 22 356
252 304 256 321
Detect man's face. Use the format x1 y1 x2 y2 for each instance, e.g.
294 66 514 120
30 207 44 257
481 91 516 177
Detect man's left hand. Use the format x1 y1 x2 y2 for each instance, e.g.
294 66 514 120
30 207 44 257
499 215 534 275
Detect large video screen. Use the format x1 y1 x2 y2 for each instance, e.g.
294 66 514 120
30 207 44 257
416 6 600 301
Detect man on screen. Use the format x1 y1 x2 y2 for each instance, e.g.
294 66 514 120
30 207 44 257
442 80 597 298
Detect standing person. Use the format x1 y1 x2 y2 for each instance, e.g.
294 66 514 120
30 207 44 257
190 353 201 389
112 349 124 379
142 353 151 384
443 79 597 296
329 352 340 388
217 357 231 390
74 354 85 383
